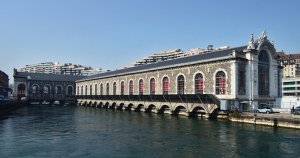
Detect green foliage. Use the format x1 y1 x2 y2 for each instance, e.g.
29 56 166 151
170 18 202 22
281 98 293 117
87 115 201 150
229 112 242 118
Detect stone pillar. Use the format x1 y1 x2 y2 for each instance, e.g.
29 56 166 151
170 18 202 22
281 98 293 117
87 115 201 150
155 110 161 114
169 110 175 115
185 112 190 117
205 113 211 119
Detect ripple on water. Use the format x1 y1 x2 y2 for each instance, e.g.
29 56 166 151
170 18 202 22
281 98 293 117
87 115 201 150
0 106 300 157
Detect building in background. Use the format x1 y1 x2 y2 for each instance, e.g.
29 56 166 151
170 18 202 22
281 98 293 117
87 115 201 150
277 52 300 78
0 70 11 100
13 68 86 104
275 52 300 111
119 46 230 69
19 62 108 76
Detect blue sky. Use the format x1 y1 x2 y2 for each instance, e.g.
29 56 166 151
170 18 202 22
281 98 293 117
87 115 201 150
1 0 300 83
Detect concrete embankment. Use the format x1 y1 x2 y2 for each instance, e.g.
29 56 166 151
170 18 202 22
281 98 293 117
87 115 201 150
229 112 300 129
0 101 27 116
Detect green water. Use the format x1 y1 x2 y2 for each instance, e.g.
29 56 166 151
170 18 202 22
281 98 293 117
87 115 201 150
0 106 299 157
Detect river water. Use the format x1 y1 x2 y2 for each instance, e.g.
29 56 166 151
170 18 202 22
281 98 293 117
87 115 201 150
0 105 300 157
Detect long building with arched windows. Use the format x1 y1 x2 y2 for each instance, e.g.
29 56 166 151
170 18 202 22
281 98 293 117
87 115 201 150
75 31 282 116
13 70 86 104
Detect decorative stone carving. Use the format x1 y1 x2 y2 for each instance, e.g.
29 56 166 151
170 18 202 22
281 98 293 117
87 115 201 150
254 69 257 85
247 34 255 49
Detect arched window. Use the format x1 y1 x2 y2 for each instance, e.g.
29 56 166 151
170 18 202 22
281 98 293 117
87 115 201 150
85 85 87 95
56 85 62 94
258 50 269 95
32 85 39 93
106 83 109 95
216 71 226 95
150 78 155 95
17 83 26 100
95 84 97 95
195 73 204 94
67 86 73 96
90 85 92 95
77 86 79 95
163 77 169 95
177 75 185 94
113 82 116 95
121 81 124 95
81 86 83 95
129 80 133 95
139 79 144 95
44 85 51 94
100 84 103 95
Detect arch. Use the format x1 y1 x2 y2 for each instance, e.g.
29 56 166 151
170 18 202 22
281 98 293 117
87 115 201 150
89 85 92 95
136 104 144 110
100 83 103 95
139 79 144 95
44 84 51 94
162 77 169 95
159 105 170 112
177 75 185 94
174 105 186 112
258 50 270 96
195 73 204 94
67 85 73 96
129 80 133 95
106 83 109 95
119 103 125 109
150 78 155 95
77 86 79 95
191 106 206 114
120 81 124 95
113 82 117 95
56 85 62 94
148 104 156 110
127 103 134 109
216 71 226 95
17 83 26 100
81 86 83 95
31 84 39 93
111 102 117 108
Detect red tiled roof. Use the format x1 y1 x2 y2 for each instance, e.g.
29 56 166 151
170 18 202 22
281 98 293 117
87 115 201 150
277 52 300 60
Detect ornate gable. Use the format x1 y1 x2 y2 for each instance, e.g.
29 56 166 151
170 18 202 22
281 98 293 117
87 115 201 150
247 30 277 60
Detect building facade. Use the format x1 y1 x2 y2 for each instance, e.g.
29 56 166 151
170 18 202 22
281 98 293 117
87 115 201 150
19 62 106 76
277 52 300 78
0 70 9 99
76 31 281 113
13 69 86 104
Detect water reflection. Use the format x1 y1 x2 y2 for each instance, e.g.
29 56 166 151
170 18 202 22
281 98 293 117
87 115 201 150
0 106 300 157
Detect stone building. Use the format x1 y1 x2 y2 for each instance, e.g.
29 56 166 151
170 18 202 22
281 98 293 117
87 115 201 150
76 31 281 113
13 69 85 104
277 52 300 78
0 70 9 99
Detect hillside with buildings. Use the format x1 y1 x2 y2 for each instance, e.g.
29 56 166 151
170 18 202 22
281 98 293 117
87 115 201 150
19 62 108 76
119 45 229 69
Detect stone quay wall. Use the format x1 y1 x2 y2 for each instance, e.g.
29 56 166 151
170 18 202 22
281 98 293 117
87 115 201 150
229 114 300 129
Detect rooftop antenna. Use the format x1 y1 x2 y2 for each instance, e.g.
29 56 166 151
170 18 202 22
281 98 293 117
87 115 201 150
206 45 213 50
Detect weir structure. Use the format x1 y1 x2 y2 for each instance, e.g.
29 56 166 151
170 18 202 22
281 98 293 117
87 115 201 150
77 94 220 118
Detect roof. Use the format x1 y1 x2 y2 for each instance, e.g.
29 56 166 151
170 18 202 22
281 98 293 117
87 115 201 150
77 45 247 82
277 52 300 60
277 52 286 56
14 72 86 82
